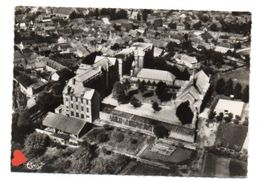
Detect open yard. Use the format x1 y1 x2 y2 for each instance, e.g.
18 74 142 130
202 152 247 177
229 159 247 177
84 126 148 155
140 144 194 164
202 152 230 177
219 67 249 86
122 161 178 176
215 123 248 150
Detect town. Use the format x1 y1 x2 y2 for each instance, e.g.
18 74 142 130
12 6 250 177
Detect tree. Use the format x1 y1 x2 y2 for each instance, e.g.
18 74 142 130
216 112 224 122
98 134 109 143
242 85 249 103
52 82 66 96
82 51 102 65
114 9 128 19
155 81 167 96
210 23 219 31
17 110 30 129
113 132 124 143
224 78 233 96
69 11 84 19
90 158 113 174
130 96 142 108
112 82 126 103
153 125 169 139
168 22 177 29
234 83 242 99
152 101 161 112
37 92 60 111
110 43 120 51
24 132 50 158
224 113 233 123
57 69 75 83
243 117 248 126
208 110 216 121
192 21 202 30
166 41 178 52
215 78 226 94
71 142 96 173
176 101 194 125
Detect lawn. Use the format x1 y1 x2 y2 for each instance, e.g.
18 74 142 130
229 159 247 177
215 123 248 150
219 67 249 86
123 161 177 176
140 145 193 164
202 152 230 177
202 152 217 177
202 152 247 177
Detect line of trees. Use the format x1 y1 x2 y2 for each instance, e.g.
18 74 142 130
215 78 249 102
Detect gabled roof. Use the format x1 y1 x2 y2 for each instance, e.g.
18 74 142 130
194 70 210 94
94 56 117 70
137 68 176 83
43 112 87 135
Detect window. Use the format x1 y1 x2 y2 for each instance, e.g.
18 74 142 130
81 106 84 111
81 98 83 103
66 98 68 101
76 112 79 117
81 114 84 119
70 96 73 100
71 111 74 116
86 115 90 118
76 97 78 102
86 108 89 112
86 100 88 105
71 104 73 108
76 105 78 110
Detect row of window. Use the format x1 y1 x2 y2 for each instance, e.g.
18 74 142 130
110 115 153 132
70 111 89 119
65 96 89 105
70 104 89 112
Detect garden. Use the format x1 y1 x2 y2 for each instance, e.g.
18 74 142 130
84 126 149 155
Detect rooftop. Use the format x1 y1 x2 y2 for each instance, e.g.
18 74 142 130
94 56 117 70
214 99 245 117
64 77 96 100
174 54 198 64
43 112 87 135
136 68 176 83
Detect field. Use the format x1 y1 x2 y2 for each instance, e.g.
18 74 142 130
215 123 248 150
202 152 230 177
219 67 249 86
122 161 178 176
229 159 247 177
202 152 247 177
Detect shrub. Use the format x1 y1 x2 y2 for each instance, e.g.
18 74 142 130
115 133 124 143
131 138 138 144
98 134 109 143
130 96 142 108
142 91 154 98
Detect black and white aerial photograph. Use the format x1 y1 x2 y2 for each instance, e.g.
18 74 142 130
11 5 251 178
